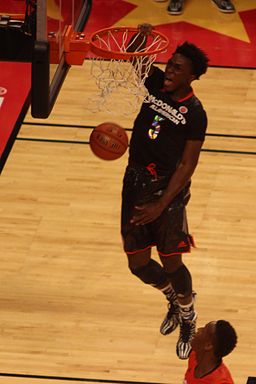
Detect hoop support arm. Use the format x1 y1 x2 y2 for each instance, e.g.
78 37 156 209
48 25 90 65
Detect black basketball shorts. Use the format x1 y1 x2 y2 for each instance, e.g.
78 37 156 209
121 164 194 257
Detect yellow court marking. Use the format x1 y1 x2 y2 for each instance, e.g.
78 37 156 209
115 0 255 43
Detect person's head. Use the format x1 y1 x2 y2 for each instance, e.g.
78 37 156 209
191 320 237 360
163 42 209 93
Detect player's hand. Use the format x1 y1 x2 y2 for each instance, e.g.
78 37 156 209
137 23 153 36
130 201 165 225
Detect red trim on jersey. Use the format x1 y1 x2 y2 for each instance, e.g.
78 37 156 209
159 235 195 257
159 88 194 102
178 90 194 102
126 235 195 257
126 244 155 255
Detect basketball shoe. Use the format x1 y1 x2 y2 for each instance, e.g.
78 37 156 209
167 0 184 15
160 291 196 335
211 0 235 13
176 312 197 360
160 300 179 335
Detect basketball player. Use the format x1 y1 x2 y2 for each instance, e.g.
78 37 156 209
184 320 237 383
121 24 209 359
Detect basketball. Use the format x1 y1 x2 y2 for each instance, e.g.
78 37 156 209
89 122 129 160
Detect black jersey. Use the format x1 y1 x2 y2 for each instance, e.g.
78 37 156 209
128 66 208 176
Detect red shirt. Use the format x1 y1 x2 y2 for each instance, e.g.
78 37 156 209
184 351 234 383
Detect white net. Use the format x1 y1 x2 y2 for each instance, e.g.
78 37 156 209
87 28 168 115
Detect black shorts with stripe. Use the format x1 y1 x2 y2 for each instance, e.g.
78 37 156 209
121 164 194 257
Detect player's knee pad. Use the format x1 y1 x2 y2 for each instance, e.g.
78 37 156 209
130 259 167 287
167 264 192 297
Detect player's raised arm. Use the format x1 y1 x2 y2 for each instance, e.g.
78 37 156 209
126 23 154 78
126 23 153 52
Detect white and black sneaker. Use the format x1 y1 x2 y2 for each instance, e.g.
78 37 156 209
160 301 179 335
176 312 197 360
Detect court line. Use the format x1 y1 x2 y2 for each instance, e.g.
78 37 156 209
0 372 163 384
22 122 256 140
15 137 256 155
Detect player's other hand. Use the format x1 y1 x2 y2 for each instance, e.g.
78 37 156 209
138 23 153 35
130 201 164 225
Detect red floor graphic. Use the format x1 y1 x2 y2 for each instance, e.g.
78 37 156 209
84 0 256 68
1 0 256 67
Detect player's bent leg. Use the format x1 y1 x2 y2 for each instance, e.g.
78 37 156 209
128 251 167 287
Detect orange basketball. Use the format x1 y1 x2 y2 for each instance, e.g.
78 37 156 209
89 122 129 160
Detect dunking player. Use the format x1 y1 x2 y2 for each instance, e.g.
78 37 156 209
121 24 209 359
184 320 237 383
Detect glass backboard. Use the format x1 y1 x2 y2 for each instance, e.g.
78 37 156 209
0 0 91 118
32 0 92 118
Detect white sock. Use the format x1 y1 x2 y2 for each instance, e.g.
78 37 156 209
160 283 178 303
179 301 195 320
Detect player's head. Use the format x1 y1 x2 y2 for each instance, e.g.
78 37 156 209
191 320 237 360
169 41 209 79
163 42 209 93
213 320 237 359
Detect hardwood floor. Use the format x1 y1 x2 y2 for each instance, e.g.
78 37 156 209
0 60 255 384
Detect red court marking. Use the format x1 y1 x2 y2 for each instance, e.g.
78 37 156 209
84 0 136 33
84 1 256 68
0 62 31 169
2 0 256 67
155 20 256 67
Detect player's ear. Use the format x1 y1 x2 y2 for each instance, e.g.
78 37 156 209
204 341 214 352
190 74 197 82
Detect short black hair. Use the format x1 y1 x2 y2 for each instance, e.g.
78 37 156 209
214 320 237 359
172 41 209 79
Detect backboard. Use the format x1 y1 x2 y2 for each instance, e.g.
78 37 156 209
0 0 92 173
0 0 92 118
246 378 256 384
32 0 92 118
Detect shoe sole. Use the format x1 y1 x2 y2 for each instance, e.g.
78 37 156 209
167 11 183 15
167 9 183 14
177 352 191 360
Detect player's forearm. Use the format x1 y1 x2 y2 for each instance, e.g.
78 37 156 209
158 162 197 209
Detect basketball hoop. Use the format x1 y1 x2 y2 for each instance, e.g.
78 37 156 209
51 25 169 115
89 26 169 60
86 26 169 115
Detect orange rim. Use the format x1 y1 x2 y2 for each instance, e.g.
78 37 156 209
89 26 169 60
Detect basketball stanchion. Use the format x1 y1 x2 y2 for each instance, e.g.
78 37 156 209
48 25 169 115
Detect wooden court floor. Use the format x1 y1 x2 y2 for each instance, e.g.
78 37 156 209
0 61 255 384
